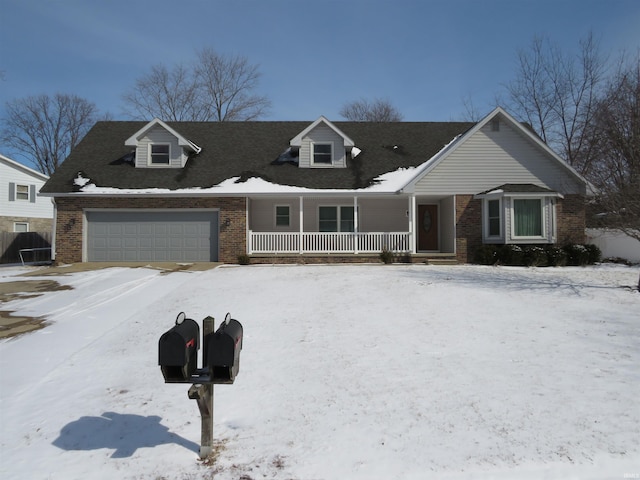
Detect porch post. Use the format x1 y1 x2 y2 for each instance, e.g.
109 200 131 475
354 196 359 254
299 196 304 254
409 195 416 253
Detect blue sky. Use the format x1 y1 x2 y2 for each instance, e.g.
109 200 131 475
1 0 639 154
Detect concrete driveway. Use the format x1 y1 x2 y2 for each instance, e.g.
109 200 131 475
0 262 221 338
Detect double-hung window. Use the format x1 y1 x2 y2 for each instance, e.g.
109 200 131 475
319 206 355 232
16 184 29 201
275 205 290 227
150 144 170 165
313 143 333 165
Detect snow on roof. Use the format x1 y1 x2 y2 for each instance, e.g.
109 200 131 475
76 165 419 196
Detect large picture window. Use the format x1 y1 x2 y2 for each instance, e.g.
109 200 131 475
319 206 355 232
513 199 543 237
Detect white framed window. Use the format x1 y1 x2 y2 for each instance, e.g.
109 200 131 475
275 205 290 227
312 143 333 165
318 206 355 232
511 198 545 239
14 222 29 232
16 184 30 201
149 144 170 165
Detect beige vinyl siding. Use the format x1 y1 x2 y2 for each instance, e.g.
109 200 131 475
249 198 299 231
249 196 409 233
135 125 185 168
299 124 346 168
357 198 408 231
414 120 584 195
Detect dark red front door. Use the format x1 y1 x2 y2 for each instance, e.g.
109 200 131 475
418 204 438 251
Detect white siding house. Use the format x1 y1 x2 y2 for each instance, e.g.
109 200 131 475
0 154 53 232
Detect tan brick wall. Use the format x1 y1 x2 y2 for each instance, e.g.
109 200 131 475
0 216 53 233
455 195 483 263
53 197 246 264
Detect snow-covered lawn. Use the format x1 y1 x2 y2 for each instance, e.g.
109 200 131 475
0 263 639 479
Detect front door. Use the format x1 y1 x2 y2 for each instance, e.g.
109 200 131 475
418 204 438 251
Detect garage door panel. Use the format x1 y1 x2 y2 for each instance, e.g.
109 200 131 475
87 211 218 262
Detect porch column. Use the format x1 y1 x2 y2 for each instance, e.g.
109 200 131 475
299 196 304 254
409 195 416 253
354 196 359 254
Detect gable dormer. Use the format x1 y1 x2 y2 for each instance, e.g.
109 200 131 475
125 118 201 168
290 116 355 169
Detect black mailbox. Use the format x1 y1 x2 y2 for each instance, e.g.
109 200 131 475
206 315 243 384
159 313 200 383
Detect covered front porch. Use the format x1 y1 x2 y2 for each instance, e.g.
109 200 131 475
246 195 457 256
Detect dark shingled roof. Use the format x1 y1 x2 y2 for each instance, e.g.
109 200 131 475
477 184 557 195
41 120 475 194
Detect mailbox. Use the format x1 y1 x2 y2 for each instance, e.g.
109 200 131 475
206 315 243 384
159 313 200 383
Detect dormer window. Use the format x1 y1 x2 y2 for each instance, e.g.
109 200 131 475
313 143 333 165
150 144 170 165
125 118 201 169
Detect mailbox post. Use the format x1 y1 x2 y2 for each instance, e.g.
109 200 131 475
188 317 215 459
158 312 243 460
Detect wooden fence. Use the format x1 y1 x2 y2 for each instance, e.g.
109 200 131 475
0 231 52 264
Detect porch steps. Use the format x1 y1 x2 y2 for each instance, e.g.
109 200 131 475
424 258 459 266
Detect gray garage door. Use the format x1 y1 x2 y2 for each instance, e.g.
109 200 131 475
87 211 218 262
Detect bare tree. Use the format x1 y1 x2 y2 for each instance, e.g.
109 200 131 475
339 97 403 122
588 56 640 242
196 48 271 121
122 64 202 121
2 93 98 175
504 33 608 176
122 48 271 122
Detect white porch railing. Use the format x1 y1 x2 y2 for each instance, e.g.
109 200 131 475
249 231 411 254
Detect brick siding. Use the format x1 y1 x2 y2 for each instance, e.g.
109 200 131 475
556 194 586 245
455 195 483 263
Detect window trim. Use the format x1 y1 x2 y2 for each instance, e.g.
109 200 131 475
510 197 546 240
148 143 171 165
311 142 334 166
275 205 291 228
14 222 29 232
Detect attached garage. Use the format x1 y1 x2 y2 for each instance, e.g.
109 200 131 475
86 210 218 262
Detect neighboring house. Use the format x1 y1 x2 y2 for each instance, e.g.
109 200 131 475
40 107 588 264
0 153 53 233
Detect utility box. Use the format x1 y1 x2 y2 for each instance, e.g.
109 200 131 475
158 314 200 383
205 316 243 384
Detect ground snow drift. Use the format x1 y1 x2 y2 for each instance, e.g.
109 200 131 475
1 264 639 479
